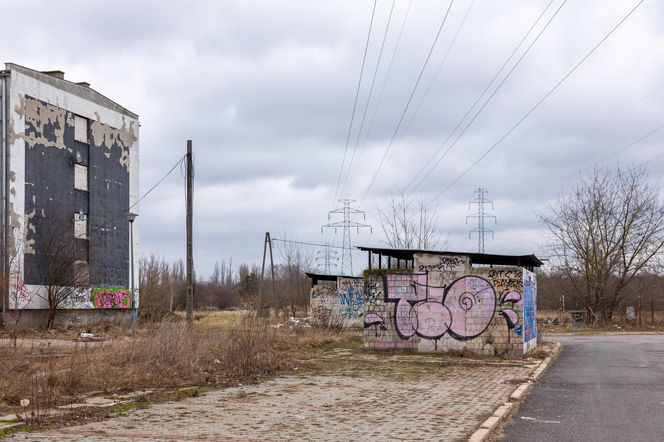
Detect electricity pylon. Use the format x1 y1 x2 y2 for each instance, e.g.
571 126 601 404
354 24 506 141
322 199 371 275
316 243 338 274
466 188 496 253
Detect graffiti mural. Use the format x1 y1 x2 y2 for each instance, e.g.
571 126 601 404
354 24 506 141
383 273 520 341
90 287 131 309
362 255 537 356
309 278 367 326
338 278 365 319
522 269 538 352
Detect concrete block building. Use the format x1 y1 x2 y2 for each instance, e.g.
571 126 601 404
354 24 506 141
308 247 542 356
0 63 139 327
307 273 365 327
359 247 542 356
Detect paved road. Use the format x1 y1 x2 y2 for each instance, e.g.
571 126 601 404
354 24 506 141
501 334 664 442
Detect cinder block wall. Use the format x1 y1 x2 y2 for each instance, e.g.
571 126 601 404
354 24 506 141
310 277 365 327
362 253 538 356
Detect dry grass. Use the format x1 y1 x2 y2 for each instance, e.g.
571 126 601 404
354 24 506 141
538 309 664 333
0 312 360 419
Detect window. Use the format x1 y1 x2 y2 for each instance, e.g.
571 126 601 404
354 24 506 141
74 212 88 240
74 164 88 191
74 260 90 286
74 115 88 143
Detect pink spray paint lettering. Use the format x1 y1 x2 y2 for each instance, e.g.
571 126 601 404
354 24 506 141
90 288 131 309
384 273 500 341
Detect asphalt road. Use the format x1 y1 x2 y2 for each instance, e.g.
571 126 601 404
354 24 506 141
501 334 664 442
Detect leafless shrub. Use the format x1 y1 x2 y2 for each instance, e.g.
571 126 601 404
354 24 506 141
540 166 664 324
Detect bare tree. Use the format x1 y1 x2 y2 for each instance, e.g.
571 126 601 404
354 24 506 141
274 236 313 318
139 255 171 312
377 192 442 249
540 166 664 324
238 263 260 307
32 217 89 329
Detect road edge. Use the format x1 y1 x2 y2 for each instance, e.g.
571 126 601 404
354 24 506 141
467 342 562 442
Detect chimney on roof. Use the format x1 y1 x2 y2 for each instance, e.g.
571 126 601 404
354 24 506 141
76 81 90 88
41 70 65 80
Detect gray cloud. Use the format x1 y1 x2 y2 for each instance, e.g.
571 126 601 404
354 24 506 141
5 0 664 276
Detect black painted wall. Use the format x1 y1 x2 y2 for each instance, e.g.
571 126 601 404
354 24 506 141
23 96 129 288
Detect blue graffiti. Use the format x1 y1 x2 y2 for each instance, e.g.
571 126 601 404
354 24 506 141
514 325 523 336
339 287 365 318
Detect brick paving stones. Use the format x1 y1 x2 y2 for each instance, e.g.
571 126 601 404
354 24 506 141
6 360 535 441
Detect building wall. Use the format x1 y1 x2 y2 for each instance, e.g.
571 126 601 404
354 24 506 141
4 66 139 312
310 277 365 327
363 253 538 356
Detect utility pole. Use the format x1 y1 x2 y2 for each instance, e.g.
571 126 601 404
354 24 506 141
258 232 275 317
186 140 194 329
466 188 496 253
316 243 338 274
322 199 371 276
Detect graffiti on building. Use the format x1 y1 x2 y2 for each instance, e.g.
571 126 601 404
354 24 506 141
12 281 31 302
487 268 523 292
312 305 332 324
90 287 131 309
363 275 383 308
416 254 469 286
498 290 522 329
70 288 92 307
522 270 538 352
363 312 386 336
384 273 523 341
339 278 365 319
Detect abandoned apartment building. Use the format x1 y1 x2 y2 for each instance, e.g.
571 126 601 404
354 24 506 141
0 63 139 327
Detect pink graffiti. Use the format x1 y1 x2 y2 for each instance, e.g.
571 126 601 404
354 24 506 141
385 274 498 340
499 290 521 328
15 282 30 300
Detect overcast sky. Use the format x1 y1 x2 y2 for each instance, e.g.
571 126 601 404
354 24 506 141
5 0 664 276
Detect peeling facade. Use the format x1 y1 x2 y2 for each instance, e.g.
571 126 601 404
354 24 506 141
0 63 139 325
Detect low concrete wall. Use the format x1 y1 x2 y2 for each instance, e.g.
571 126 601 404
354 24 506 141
4 309 132 329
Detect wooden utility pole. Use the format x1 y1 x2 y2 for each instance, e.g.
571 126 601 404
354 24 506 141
267 232 276 316
258 232 275 317
186 140 194 329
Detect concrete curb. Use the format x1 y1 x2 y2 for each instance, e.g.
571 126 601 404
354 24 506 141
467 342 562 442
0 421 25 433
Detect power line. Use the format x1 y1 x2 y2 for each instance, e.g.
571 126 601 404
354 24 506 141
395 0 477 156
405 0 562 195
429 0 646 206
271 238 346 250
90 155 186 235
499 148 664 226
357 0 414 157
333 0 378 206
341 0 397 198
499 115 664 213
359 0 455 206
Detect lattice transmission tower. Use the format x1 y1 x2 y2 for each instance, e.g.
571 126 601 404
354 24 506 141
466 188 496 253
316 243 338 274
322 199 371 275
